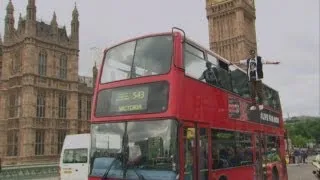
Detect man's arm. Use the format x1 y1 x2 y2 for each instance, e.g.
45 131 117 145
232 59 247 66
262 60 280 65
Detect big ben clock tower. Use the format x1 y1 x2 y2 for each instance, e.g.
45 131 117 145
206 0 257 63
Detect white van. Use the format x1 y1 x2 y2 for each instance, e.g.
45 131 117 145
59 133 91 180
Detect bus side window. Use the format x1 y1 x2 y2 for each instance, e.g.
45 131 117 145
235 132 253 166
207 53 219 66
273 91 281 111
229 65 250 98
265 136 281 162
269 89 281 111
263 85 272 107
184 44 206 80
216 59 232 91
211 129 236 169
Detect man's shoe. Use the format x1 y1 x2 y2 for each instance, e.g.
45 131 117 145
258 104 264 110
250 106 256 110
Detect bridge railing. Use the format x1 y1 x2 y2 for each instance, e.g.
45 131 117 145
0 162 59 180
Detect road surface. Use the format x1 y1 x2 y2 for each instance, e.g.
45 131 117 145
287 163 318 180
13 163 320 180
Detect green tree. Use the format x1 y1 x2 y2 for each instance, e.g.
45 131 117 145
291 135 308 148
285 116 320 147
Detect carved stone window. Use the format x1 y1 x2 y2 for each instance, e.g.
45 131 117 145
35 129 45 155
38 50 47 76
58 93 67 118
12 50 22 74
59 54 67 79
8 91 21 118
7 130 19 156
36 90 46 118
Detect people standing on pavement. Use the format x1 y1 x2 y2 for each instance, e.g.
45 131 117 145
293 149 301 164
302 150 308 163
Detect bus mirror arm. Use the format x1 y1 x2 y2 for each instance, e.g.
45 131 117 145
172 27 186 43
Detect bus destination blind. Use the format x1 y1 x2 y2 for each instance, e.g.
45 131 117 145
110 86 149 113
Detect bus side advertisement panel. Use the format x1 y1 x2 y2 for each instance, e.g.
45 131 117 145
228 95 280 127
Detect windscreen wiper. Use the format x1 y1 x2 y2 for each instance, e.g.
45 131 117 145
101 122 129 180
132 168 146 180
101 121 145 180
101 154 121 180
121 122 129 179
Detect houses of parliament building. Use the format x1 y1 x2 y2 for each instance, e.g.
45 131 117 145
0 0 96 165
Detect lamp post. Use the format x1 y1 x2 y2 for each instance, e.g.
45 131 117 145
90 47 103 69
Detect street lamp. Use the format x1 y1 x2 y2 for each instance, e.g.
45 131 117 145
90 47 103 69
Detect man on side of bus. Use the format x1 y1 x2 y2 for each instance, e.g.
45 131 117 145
199 61 222 87
236 50 280 110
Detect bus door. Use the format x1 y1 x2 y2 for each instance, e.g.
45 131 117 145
254 132 265 180
183 122 210 180
183 123 196 180
196 123 210 180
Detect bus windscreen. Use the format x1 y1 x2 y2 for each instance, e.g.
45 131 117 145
100 35 172 84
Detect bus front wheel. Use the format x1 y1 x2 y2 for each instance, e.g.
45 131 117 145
219 175 228 180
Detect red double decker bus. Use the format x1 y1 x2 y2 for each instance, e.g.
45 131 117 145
89 28 288 180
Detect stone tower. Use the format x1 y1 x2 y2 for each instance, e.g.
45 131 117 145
206 0 257 63
0 0 92 165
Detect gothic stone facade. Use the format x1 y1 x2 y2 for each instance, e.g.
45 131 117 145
0 0 95 165
206 0 257 63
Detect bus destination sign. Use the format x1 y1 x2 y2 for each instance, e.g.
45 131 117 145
110 86 149 113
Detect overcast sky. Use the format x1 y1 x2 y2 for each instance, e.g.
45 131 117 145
0 0 319 117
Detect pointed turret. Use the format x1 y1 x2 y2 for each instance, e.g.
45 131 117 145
26 0 36 21
51 11 57 25
6 0 14 12
4 0 15 42
25 0 37 36
17 13 24 34
18 13 22 23
72 2 79 19
50 11 58 36
71 2 79 44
